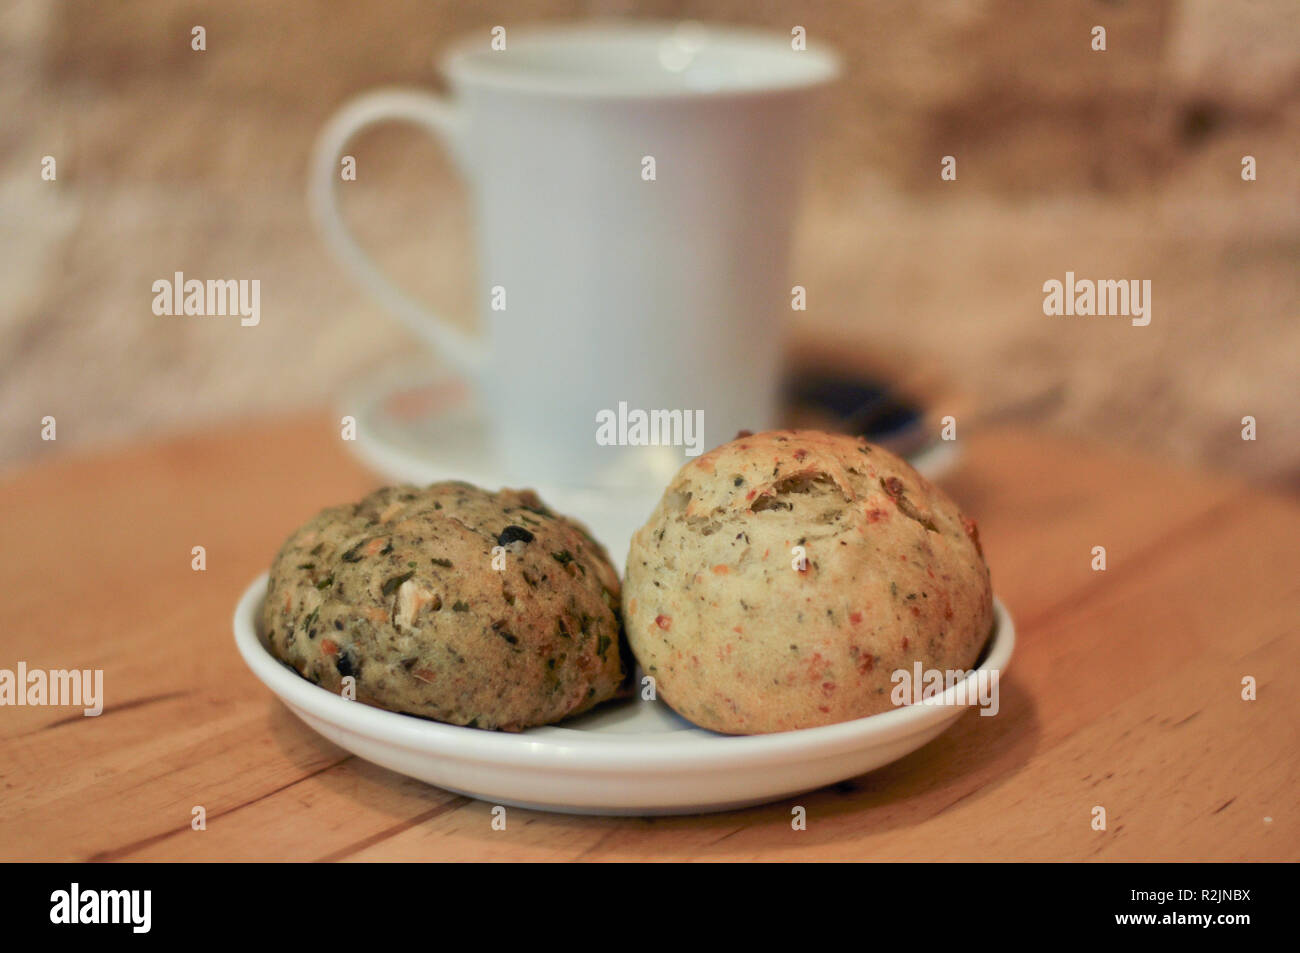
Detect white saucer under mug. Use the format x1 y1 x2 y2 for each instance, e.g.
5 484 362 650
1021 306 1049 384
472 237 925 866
339 363 962 570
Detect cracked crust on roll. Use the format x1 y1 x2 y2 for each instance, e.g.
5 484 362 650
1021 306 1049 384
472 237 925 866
262 483 629 731
623 430 994 734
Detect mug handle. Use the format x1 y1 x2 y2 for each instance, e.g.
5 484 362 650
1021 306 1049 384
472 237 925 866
308 88 486 375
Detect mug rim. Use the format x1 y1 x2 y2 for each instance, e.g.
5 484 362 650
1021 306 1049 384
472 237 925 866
440 20 841 99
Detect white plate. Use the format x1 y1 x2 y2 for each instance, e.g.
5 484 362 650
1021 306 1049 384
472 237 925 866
338 362 962 511
233 574 1014 815
338 362 964 577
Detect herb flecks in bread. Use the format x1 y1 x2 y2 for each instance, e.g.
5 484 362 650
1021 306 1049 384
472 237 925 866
263 483 629 731
623 430 994 734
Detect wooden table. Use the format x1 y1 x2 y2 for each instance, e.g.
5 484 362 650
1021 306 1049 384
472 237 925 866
1 415 1296 861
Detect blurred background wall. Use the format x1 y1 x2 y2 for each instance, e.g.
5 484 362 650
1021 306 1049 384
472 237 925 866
2 0 1297 484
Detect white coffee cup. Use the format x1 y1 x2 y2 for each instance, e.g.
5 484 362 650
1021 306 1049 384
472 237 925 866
310 22 838 489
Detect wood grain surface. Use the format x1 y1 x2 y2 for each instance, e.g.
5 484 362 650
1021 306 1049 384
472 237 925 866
0 415 1295 860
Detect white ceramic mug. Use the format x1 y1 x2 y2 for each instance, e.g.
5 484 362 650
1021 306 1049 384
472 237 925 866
310 22 838 489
